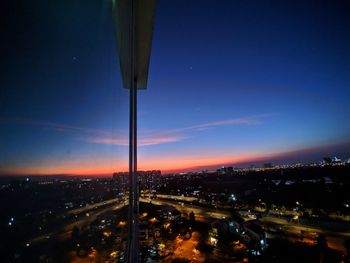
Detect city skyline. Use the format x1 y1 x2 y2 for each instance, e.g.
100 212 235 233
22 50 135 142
2 0 350 176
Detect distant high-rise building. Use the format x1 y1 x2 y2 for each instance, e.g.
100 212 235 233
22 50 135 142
113 172 129 194
217 166 233 175
331 156 341 163
263 163 273 169
250 164 256 170
138 170 161 191
113 170 161 193
323 157 332 164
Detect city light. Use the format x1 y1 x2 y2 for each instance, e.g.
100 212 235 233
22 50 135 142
1 0 350 262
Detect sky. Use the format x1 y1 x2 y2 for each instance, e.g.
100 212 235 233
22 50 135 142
1 0 350 175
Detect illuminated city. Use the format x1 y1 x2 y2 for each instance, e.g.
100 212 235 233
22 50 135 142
1 0 350 262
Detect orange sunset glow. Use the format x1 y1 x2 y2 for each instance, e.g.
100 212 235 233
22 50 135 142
1 151 266 176
1 144 338 176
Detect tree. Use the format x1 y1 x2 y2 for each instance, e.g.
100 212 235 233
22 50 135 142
316 234 328 263
316 234 327 249
71 226 80 245
344 238 350 261
189 211 195 224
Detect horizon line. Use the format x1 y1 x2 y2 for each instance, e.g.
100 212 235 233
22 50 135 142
2 142 349 177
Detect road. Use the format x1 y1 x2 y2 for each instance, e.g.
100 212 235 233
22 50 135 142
140 197 229 222
67 198 120 215
27 194 350 254
29 200 127 245
143 196 350 254
261 216 350 253
155 194 198 202
161 232 205 263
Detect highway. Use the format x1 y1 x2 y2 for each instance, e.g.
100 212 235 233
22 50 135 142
27 194 350 254
142 196 350 254
67 198 120 215
155 194 198 202
140 197 229 222
261 216 350 253
28 200 127 245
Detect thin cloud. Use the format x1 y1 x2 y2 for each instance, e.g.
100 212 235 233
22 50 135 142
140 135 188 146
81 115 269 147
3 118 113 135
184 117 262 131
151 114 271 136
85 135 188 147
4 114 272 147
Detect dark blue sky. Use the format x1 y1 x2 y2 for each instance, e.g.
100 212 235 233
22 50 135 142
1 0 350 175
